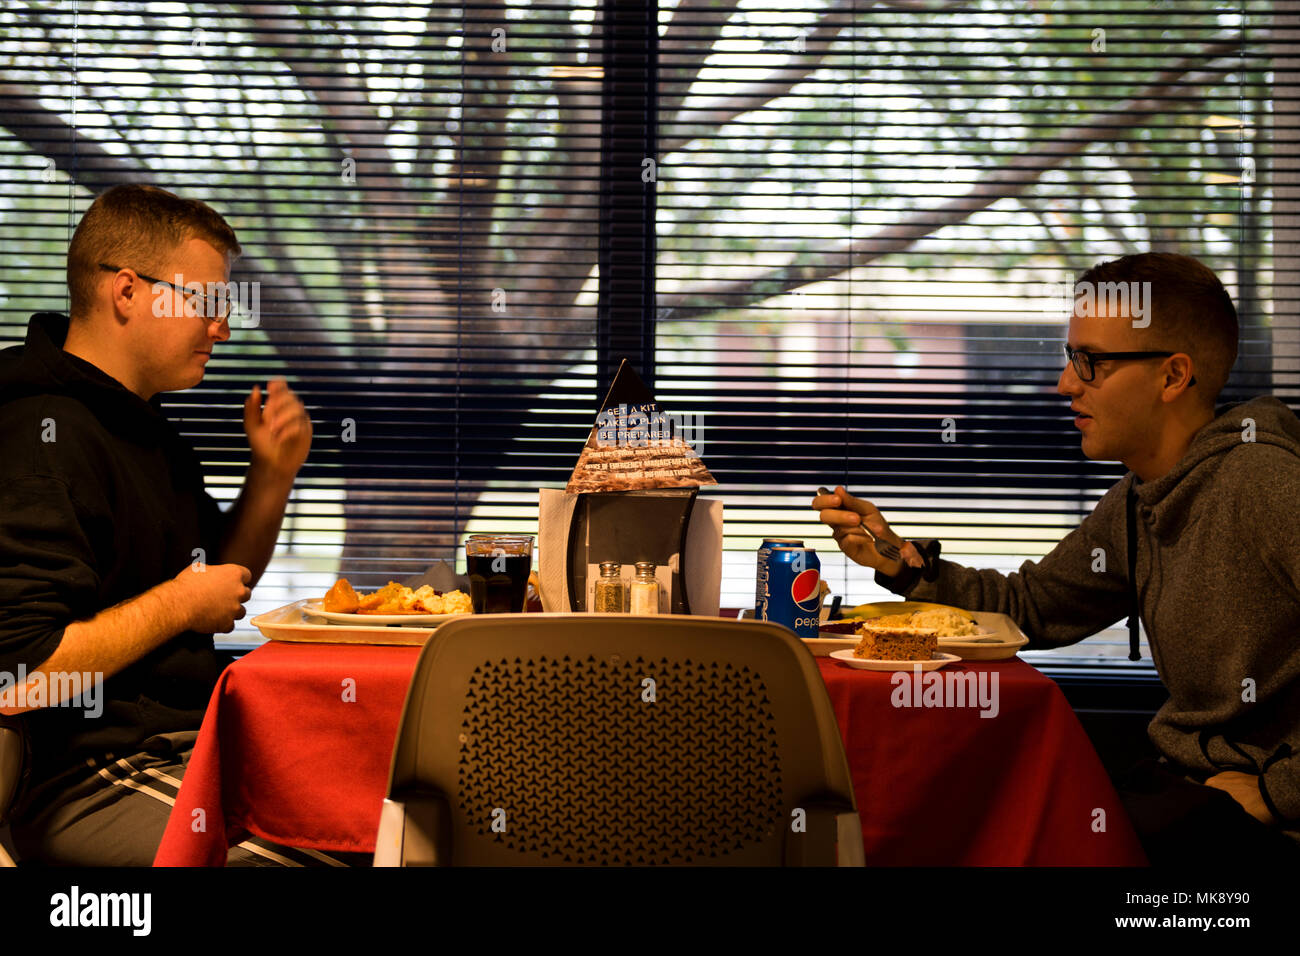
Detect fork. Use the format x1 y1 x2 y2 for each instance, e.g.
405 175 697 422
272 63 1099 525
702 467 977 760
816 487 903 562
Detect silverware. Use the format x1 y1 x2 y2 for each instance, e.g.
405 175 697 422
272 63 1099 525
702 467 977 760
816 486 903 563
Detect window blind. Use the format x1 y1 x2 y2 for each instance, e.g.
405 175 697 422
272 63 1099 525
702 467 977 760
1 0 606 639
2 1 1293 665
655 0 1285 663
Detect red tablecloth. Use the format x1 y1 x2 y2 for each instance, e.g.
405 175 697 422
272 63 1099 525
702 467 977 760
154 641 1147 866
820 656 1146 864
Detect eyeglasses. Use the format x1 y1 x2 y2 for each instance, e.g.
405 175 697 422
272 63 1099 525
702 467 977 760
99 263 231 323
1063 344 1196 386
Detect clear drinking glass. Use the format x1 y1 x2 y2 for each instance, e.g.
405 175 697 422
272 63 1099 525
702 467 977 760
465 534 534 613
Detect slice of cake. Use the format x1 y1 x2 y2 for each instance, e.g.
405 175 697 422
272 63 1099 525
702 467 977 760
853 624 938 661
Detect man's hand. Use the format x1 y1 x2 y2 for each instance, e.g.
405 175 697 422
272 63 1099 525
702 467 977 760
812 485 923 575
243 378 312 481
0 566 253 715
166 562 252 634
1204 770 1277 825
223 381 307 588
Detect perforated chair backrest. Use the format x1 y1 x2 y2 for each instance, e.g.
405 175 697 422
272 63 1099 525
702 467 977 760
384 613 860 866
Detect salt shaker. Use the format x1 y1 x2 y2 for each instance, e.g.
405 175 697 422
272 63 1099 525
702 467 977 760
630 561 660 615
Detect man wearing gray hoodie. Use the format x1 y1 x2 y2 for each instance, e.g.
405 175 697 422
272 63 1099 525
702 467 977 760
814 252 1300 865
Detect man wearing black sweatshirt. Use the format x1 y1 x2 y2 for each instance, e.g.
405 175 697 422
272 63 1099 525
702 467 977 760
814 253 1300 865
0 184 326 865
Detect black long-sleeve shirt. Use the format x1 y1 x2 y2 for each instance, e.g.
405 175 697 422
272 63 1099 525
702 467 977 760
0 313 227 791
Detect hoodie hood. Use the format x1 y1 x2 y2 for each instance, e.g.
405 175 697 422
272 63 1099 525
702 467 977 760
1135 396 1300 538
0 312 172 444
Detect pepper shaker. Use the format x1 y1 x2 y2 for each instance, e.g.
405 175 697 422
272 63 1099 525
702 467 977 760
594 561 627 612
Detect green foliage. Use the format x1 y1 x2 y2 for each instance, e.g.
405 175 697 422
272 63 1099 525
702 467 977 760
0 0 1269 358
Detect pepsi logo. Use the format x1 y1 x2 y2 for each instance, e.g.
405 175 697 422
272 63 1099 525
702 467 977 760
791 568 820 609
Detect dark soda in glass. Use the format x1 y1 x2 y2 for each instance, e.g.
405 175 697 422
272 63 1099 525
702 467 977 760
466 552 531 613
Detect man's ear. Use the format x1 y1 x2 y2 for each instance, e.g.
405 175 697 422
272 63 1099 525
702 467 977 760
110 270 148 327
1162 352 1196 400
109 270 137 321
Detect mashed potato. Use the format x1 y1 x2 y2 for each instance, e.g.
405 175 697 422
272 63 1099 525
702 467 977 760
860 609 982 637
907 609 983 637
412 585 473 614
438 590 473 614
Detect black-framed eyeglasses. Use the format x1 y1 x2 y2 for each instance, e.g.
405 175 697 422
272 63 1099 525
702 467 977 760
1063 344 1196 386
99 263 231 322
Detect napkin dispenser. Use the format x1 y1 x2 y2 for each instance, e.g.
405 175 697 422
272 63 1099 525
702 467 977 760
538 488 722 615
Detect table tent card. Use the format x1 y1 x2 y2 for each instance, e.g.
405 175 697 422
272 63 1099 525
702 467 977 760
539 360 722 615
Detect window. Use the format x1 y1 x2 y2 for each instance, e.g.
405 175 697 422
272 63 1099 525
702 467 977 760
655 0 1284 664
2 0 605 638
2 0 1290 666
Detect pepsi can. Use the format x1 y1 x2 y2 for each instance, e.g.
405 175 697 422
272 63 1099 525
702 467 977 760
760 546 821 639
755 537 804 619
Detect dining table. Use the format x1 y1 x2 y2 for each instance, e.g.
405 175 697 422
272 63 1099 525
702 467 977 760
154 617 1149 866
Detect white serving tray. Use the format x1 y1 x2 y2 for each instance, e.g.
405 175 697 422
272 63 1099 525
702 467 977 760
251 599 463 645
805 609 1029 661
934 610 1030 660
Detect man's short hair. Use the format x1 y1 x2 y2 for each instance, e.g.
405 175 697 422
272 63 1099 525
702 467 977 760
1076 252 1239 403
66 184 242 319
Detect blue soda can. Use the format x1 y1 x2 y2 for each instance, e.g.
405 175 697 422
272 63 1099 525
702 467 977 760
761 546 821 639
755 537 804 619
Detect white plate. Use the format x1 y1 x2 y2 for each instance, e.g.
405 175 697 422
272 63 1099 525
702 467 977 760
802 636 859 657
828 650 961 672
302 599 471 627
833 607 1029 661
252 601 434 645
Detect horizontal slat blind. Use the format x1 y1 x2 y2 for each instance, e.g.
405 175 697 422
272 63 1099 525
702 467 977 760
4 1 1294 665
1 0 604 638
655 0 1285 662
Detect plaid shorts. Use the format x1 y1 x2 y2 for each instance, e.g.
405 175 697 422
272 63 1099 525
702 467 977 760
10 730 370 867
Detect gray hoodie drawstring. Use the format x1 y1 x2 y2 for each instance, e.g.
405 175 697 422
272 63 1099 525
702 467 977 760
1126 482 1141 661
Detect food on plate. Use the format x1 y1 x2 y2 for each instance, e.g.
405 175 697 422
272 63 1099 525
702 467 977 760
853 624 938 661
322 578 472 615
357 580 402 611
406 585 473 615
817 621 861 635
323 578 361 613
859 608 983 638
